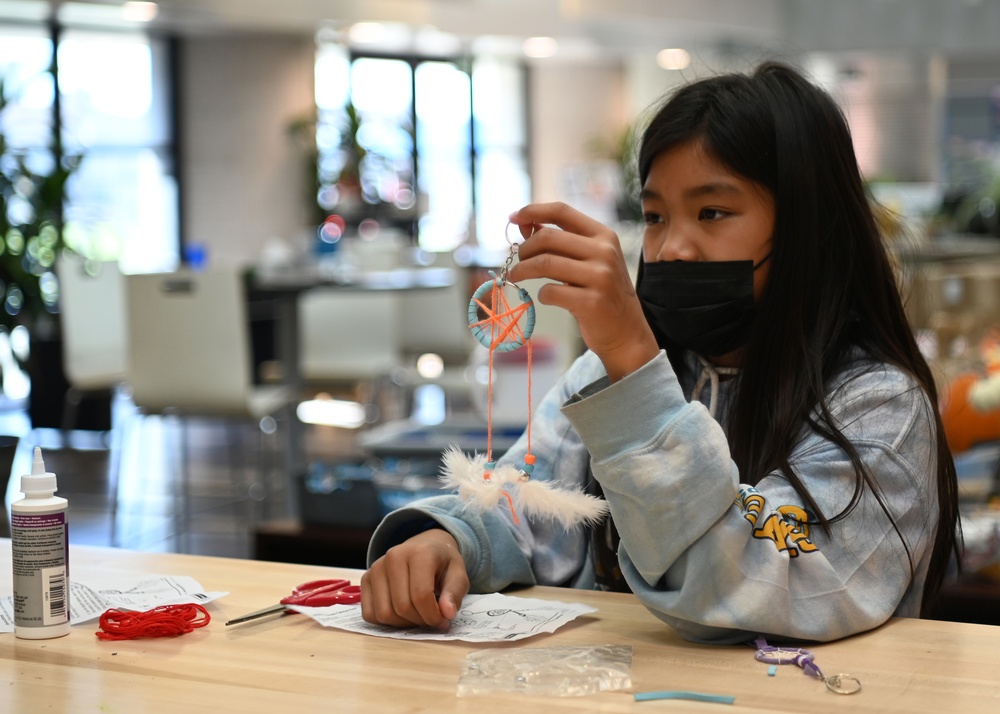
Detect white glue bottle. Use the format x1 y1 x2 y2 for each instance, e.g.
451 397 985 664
11 446 71 639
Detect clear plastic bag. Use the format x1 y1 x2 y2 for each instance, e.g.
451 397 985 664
456 644 633 697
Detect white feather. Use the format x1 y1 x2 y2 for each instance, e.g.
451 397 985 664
516 479 610 529
438 446 484 488
490 463 525 485
438 446 504 510
438 445 609 528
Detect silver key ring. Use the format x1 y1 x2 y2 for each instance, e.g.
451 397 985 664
825 674 863 695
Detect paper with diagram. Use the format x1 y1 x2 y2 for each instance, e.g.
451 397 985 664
290 593 597 642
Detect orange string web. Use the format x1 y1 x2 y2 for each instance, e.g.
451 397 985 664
469 279 534 525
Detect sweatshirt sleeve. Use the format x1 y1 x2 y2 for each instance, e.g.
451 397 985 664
367 352 607 593
563 351 938 644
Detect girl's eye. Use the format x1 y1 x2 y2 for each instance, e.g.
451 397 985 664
643 212 663 225
699 207 729 221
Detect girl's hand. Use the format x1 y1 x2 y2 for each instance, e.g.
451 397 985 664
507 202 659 382
360 528 469 629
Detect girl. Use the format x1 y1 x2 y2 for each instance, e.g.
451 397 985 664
359 61 961 644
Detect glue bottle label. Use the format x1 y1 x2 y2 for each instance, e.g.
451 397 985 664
12 510 70 627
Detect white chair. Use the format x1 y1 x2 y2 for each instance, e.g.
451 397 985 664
392 255 478 417
299 288 402 421
56 255 128 432
396 255 476 365
299 289 401 384
120 268 295 550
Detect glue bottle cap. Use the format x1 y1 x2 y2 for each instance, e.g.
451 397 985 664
20 446 57 495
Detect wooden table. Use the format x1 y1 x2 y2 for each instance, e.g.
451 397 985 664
2 540 999 713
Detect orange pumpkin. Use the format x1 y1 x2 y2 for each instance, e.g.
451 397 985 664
941 372 1000 455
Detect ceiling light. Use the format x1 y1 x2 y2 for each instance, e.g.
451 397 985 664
347 22 414 51
416 353 445 380
348 22 388 45
656 48 690 71
414 26 462 55
121 1 158 23
296 397 367 429
522 36 558 59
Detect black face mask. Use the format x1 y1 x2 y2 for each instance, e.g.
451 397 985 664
636 256 769 357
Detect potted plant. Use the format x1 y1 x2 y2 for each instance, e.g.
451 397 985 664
288 102 369 240
1 71 82 427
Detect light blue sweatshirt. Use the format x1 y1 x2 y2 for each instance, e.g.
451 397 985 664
367 349 938 644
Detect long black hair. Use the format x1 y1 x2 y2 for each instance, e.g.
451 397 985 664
637 61 960 616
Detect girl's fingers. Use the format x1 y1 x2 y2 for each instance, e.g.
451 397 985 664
509 202 611 240
360 529 466 629
508 203 622 271
509 229 626 290
406 547 456 629
514 221 543 241
509 251 597 288
506 200 658 380
361 566 411 627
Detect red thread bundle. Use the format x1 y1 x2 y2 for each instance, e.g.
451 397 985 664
96 603 211 640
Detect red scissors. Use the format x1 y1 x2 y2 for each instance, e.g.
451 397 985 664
225 579 361 626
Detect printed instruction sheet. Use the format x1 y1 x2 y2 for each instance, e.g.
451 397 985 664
289 593 598 642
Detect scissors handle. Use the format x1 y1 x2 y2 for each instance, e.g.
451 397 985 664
280 579 361 607
283 579 350 601
225 579 360 626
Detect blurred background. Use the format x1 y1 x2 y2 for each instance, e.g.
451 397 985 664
2 0 1000 623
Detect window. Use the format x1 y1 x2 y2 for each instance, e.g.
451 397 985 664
314 42 530 254
59 29 177 273
0 24 52 150
0 17 178 275
471 57 531 253
415 59 472 251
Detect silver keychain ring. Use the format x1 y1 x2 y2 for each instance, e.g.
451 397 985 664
825 674 862 695
504 220 522 246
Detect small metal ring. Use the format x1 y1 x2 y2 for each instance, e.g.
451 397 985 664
824 674 862 695
504 220 537 247
504 221 521 246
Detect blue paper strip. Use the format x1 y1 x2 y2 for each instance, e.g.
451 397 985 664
634 691 736 704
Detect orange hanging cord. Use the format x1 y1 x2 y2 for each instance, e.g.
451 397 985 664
468 271 537 525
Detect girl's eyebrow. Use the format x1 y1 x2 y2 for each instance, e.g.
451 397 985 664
685 182 742 199
640 181 743 202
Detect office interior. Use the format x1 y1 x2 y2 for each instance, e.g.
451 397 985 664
1 0 1000 622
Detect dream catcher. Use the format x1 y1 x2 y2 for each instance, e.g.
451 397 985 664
439 224 608 530
752 637 862 695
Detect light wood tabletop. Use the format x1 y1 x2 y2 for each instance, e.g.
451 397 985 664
2 539 998 713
